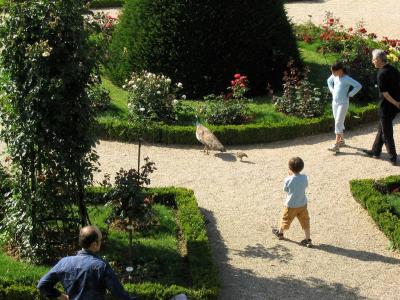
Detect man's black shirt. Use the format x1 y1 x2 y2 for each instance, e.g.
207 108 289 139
377 63 400 116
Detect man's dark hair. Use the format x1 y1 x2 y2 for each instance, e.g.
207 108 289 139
79 226 100 249
331 61 347 73
288 157 304 173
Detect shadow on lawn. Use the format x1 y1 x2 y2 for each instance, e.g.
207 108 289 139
201 208 366 300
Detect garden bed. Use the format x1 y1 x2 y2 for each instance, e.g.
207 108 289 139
0 187 218 300
350 176 400 250
96 36 380 145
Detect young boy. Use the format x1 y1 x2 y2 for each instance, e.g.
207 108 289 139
272 157 312 247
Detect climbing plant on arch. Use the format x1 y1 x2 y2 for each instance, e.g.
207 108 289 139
0 0 98 263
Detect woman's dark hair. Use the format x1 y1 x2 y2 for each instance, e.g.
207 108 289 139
331 61 347 73
79 226 100 249
288 157 304 173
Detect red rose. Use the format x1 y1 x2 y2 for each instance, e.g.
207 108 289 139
234 73 241 79
359 28 367 34
348 27 353 32
328 18 334 25
231 80 235 85
240 83 246 88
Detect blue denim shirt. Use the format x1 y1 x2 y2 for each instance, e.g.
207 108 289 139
37 249 135 300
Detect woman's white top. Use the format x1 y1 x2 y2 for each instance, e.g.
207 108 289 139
327 74 362 104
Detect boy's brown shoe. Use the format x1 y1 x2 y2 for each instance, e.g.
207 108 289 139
272 228 284 240
300 239 312 248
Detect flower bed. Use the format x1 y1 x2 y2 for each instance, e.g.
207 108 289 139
350 176 400 250
0 186 219 300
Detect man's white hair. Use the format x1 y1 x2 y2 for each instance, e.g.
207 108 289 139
372 49 387 63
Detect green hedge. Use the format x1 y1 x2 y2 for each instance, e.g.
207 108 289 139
0 1 124 10
96 103 378 145
350 176 400 250
89 0 124 8
0 187 218 299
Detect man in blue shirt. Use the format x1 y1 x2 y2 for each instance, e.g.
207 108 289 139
37 226 136 300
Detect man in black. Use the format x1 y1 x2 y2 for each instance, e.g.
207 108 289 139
363 49 400 165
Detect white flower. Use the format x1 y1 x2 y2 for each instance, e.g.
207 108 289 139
181 94 186 100
156 91 161 95
314 97 320 100
156 84 160 88
128 80 135 85
122 85 127 89
166 78 171 83
173 99 179 105
177 82 183 88
139 107 145 112
42 51 50 57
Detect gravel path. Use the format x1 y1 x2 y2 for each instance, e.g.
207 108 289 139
2 121 400 298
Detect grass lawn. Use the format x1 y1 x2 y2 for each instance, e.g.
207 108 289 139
0 203 186 286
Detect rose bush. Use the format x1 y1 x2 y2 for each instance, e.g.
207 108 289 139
198 73 252 125
124 71 186 124
273 59 325 118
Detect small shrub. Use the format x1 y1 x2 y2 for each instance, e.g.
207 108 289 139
198 74 252 125
87 84 112 112
124 71 184 124
273 59 325 118
104 157 157 231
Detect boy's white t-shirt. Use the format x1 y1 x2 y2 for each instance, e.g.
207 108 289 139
283 174 308 208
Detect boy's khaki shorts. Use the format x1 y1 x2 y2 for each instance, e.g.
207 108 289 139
280 205 310 230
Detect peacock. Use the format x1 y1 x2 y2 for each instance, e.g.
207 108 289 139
195 116 226 154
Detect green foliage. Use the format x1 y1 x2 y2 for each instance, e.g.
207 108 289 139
199 95 250 125
198 74 252 125
273 59 325 118
350 176 400 250
0 187 219 299
0 0 98 263
103 157 157 231
87 84 112 112
107 0 300 96
89 0 124 8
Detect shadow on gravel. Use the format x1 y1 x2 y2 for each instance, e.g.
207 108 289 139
201 208 366 300
315 243 400 265
232 243 293 264
214 152 237 162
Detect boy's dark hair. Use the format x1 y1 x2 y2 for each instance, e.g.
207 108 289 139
288 157 304 173
331 61 347 73
79 226 100 249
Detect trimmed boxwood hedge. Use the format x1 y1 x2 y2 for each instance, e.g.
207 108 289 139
0 1 124 9
350 176 400 250
107 0 300 96
89 0 124 8
0 187 219 300
96 103 379 145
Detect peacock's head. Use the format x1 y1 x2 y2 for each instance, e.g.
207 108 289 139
195 115 200 126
